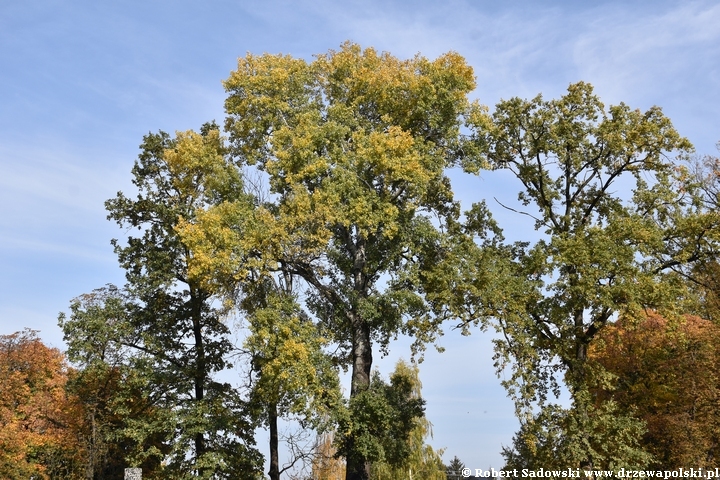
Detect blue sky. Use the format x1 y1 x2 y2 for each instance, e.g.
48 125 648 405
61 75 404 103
2 0 719 472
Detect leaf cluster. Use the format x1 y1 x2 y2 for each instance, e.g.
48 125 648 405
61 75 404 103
335 362 426 469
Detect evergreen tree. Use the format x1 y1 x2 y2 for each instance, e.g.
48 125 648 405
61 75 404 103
446 456 466 480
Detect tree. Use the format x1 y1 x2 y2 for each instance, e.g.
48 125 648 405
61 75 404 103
331 365 425 478
59 285 173 479
242 281 341 480
445 456 466 480
684 144 720 322
179 42 477 480
311 430 346 480
323 360 428 480
500 400 650 471
464 82 706 469
99 124 262 477
0 329 81 479
590 312 720 468
369 361 446 480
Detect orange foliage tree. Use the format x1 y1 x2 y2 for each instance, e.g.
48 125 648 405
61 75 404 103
0 329 81 479
591 313 720 468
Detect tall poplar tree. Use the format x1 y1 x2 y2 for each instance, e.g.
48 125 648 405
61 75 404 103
180 42 477 480
242 278 340 480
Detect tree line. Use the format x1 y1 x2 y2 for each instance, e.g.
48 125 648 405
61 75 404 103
2 42 719 479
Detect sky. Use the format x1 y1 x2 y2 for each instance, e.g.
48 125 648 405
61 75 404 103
1 0 719 473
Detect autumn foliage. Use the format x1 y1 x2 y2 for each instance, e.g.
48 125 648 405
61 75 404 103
591 312 720 468
5 43 719 476
0 330 81 479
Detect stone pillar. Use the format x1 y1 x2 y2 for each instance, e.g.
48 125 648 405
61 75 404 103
124 468 142 480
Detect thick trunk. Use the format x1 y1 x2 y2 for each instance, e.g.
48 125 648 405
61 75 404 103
346 317 372 480
346 234 373 480
346 459 372 480
268 404 280 480
349 319 372 397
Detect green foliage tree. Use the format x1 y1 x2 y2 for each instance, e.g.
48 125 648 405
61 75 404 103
332 361 425 479
501 401 650 471
464 82 708 469
445 456 466 480
179 42 478 480
66 124 264 478
369 361 446 480
59 285 172 479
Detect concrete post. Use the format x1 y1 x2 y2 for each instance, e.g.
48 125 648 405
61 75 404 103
124 468 142 480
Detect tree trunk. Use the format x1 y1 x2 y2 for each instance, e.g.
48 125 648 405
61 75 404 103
346 317 372 480
191 291 207 473
268 404 280 480
346 234 373 480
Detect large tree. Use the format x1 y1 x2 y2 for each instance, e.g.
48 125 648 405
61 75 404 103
464 82 709 469
179 42 477 480
99 124 262 478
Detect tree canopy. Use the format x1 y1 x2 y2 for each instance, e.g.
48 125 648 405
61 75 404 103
465 82 710 469
179 41 477 480
591 312 720 468
0 330 78 479
43 42 720 476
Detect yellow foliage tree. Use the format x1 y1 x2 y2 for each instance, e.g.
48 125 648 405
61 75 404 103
180 42 478 480
311 431 346 480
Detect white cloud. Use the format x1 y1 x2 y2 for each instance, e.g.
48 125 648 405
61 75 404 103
572 1 720 103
